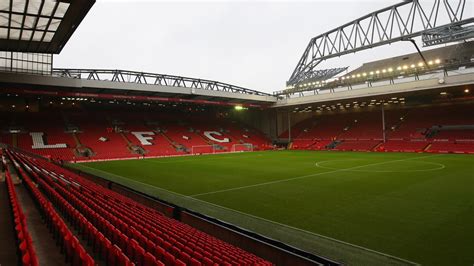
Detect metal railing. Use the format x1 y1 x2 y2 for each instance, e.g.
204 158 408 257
52 68 272 97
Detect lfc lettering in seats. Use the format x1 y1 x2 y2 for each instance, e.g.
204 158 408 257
203 131 230 143
30 132 67 149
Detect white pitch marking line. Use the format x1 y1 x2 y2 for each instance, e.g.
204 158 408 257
189 154 444 197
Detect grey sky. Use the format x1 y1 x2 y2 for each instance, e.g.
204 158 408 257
55 0 473 93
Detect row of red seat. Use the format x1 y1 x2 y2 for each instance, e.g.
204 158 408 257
333 140 381 151
428 141 474 154
4 167 38 266
377 140 429 153
8 151 95 266
291 139 316 149
8 149 272 266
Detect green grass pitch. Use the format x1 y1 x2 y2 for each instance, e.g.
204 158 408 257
71 151 474 265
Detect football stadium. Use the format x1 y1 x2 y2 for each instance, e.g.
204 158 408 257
0 1 473 266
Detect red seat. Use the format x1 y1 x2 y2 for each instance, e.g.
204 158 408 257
179 251 191 264
202 257 214 266
163 252 175 264
154 245 166 260
190 258 202 266
174 259 187 266
144 252 162 266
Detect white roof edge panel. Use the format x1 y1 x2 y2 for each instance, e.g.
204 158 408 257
0 72 278 103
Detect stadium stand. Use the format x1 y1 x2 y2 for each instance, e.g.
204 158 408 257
0 110 272 162
285 104 474 154
4 148 272 266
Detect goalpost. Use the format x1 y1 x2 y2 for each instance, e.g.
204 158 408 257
231 143 254 153
191 145 216 155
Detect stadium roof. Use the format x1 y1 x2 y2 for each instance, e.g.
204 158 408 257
0 0 95 54
0 69 277 107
